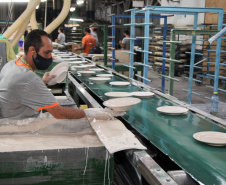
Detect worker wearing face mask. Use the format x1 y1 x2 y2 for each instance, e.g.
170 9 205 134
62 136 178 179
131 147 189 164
89 23 98 43
55 27 65 45
0 30 85 119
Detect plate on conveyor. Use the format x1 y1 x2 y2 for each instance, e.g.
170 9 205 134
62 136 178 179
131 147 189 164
156 106 188 115
89 77 111 84
103 97 141 111
64 58 81 61
105 92 132 98
89 68 105 72
132 91 154 98
193 131 226 146
109 81 130 87
96 74 114 78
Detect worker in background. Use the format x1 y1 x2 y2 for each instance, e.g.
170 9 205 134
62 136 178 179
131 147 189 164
74 28 96 54
55 27 65 45
119 30 130 50
90 23 98 43
0 29 112 120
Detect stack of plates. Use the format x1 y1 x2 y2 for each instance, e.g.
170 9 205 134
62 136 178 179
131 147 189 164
156 106 188 115
68 61 84 66
109 81 130 87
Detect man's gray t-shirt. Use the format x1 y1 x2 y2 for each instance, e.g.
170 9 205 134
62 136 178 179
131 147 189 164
122 37 130 50
57 33 66 44
0 59 58 119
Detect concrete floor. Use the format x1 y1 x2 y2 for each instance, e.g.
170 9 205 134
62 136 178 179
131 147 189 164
147 69 226 119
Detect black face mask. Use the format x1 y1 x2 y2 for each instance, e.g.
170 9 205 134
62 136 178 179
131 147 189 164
33 53 53 70
94 28 97 31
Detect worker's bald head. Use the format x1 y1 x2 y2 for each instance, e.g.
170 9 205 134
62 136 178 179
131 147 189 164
24 29 50 55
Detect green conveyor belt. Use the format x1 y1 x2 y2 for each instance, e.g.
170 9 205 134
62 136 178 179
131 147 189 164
72 70 226 185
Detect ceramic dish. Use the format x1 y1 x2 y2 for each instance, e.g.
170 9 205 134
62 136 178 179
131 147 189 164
193 131 226 146
103 97 141 111
132 91 155 98
48 62 69 86
86 64 96 68
96 74 114 78
64 58 81 61
105 92 132 98
89 77 111 84
77 71 96 77
71 65 88 71
89 68 105 72
68 61 84 66
156 106 188 115
58 54 72 57
109 81 130 87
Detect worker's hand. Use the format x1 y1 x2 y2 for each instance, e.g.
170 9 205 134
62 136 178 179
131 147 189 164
74 48 78 51
84 108 126 121
42 72 56 84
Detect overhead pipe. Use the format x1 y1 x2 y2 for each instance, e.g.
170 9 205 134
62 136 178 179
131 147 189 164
44 0 71 34
30 9 38 29
10 0 35 48
3 0 41 39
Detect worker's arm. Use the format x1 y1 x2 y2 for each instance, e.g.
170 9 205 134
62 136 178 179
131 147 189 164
45 104 86 119
119 40 125 48
74 44 85 51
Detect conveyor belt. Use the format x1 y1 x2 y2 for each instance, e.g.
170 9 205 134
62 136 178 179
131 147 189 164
71 71 226 185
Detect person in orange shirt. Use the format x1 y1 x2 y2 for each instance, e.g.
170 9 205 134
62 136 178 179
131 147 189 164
74 28 96 54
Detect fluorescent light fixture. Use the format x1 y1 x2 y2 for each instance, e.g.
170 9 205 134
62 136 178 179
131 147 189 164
70 18 84 22
70 7 76 12
77 0 84 5
0 0 46 2
36 5 39 9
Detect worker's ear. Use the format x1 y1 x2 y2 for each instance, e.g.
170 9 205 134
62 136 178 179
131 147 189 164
29 46 36 53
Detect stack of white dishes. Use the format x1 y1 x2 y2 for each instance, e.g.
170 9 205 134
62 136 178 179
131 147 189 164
89 77 111 84
68 61 84 66
77 71 96 77
103 97 141 111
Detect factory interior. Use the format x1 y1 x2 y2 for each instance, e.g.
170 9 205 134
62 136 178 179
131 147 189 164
0 0 226 184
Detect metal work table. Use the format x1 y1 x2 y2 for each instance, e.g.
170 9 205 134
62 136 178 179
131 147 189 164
69 70 226 185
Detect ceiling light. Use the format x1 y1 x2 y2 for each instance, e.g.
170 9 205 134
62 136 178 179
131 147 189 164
36 5 39 9
70 18 84 22
70 7 76 12
77 0 84 5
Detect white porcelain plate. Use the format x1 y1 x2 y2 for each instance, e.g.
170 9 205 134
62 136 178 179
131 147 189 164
58 54 72 56
193 131 226 146
68 61 84 66
48 62 69 86
77 71 96 77
105 92 132 98
110 81 130 86
89 68 104 72
157 106 188 115
97 74 114 78
64 58 81 61
89 77 111 84
132 91 154 98
103 97 141 111
71 65 88 71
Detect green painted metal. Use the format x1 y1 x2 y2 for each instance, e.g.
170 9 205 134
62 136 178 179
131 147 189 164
72 72 226 185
